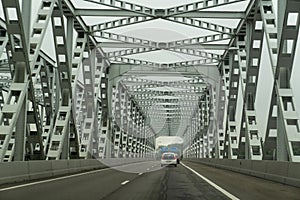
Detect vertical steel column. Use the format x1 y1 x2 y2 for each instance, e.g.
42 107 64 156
0 0 42 161
261 0 300 162
260 0 279 160
237 10 264 160
98 60 109 158
47 2 73 159
224 50 240 159
216 78 226 158
276 0 300 162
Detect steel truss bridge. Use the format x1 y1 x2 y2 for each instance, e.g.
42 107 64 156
0 0 300 163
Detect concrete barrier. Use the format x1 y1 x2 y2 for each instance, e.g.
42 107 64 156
250 160 267 178
286 162 300 187
51 160 70 176
0 158 154 186
28 160 53 180
0 162 29 185
185 158 300 188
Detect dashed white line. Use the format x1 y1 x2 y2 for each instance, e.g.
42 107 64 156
181 162 239 200
138 173 143 175
121 180 130 185
146 168 150 171
0 168 110 192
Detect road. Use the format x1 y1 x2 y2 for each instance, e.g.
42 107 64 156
0 160 299 200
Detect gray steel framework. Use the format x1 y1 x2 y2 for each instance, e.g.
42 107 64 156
0 0 299 163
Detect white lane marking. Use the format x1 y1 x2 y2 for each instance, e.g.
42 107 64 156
0 168 110 192
121 180 130 185
138 173 143 175
0 161 157 192
146 168 150 170
181 162 239 200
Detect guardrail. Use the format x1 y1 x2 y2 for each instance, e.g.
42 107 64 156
0 158 153 185
185 158 300 188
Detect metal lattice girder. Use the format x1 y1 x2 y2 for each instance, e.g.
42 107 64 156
164 0 247 17
106 47 220 60
261 0 300 162
275 0 300 162
167 33 232 48
90 16 154 32
29 0 55 66
0 27 8 58
131 90 205 96
99 42 229 50
224 51 240 159
39 59 54 153
135 96 199 105
237 11 264 160
109 56 160 67
93 52 105 158
0 0 45 161
112 86 122 157
263 88 277 159
99 65 109 158
69 33 89 159
83 0 156 16
216 79 226 158
110 56 218 68
47 2 74 160
76 9 245 19
110 57 218 68
259 0 278 72
95 31 231 51
93 31 159 48
166 17 233 34
24 0 56 160
172 58 219 67
105 47 157 58
0 87 5 110
79 49 96 159
168 48 221 60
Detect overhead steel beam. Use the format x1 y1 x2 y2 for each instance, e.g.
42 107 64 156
166 17 233 34
61 0 110 66
90 16 233 35
175 11 246 19
106 47 220 60
105 47 157 58
95 32 230 50
90 16 154 32
164 0 247 17
93 31 159 48
168 48 220 60
75 9 143 17
218 0 257 70
83 0 156 17
167 33 232 48
75 9 245 19
109 56 218 68
99 42 228 50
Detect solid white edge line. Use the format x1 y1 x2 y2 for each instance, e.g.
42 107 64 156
121 180 130 185
0 161 158 192
0 168 110 192
181 162 240 200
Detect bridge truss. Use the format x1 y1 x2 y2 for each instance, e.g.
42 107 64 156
0 0 299 162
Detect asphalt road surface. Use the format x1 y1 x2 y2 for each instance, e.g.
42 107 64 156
0 160 299 200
